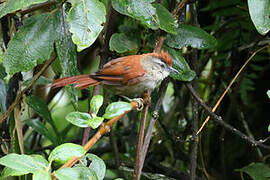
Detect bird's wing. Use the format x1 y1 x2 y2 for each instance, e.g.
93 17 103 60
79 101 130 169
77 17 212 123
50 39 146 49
91 55 146 86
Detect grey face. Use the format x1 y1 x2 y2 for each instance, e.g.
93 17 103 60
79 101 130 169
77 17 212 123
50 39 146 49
150 57 179 75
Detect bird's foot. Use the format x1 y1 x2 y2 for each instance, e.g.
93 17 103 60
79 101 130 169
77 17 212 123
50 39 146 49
120 96 144 111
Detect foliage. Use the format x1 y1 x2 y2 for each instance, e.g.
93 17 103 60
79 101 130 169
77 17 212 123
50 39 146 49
0 0 269 179
0 145 105 180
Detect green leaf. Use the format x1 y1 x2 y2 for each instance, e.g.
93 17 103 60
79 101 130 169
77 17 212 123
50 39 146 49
165 47 196 81
49 143 86 164
31 155 49 167
54 167 98 180
268 124 270 132
33 170 51 180
66 111 92 128
0 154 47 174
112 0 159 30
0 0 48 18
267 90 270 99
90 95 104 114
103 101 132 119
85 154 106 180
25 119 59 145
88 117 104 129
26 96 58 135
153 4 177 34
67 0 106 51
1 167 28 179
248 0 270 35
55 17 79 107
3 12 61 75
109 33 139 53
235 163 270 180
166 24 217 49
66 111 104 129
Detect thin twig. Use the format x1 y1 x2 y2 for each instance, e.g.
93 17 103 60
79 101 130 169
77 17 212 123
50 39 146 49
186 83 270 150
134 0 190 178
197 45 269 135
14 86 24 154
19 1 57 16
133 92 150 180
82 1 117 146
172 0 189 18
141 78 169 168
60 101 139 169
0 54 57 124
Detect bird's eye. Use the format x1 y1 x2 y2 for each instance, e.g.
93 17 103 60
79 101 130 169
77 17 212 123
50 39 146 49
160 63 166 68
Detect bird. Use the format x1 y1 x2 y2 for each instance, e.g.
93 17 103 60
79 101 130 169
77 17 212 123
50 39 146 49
52 51 178 98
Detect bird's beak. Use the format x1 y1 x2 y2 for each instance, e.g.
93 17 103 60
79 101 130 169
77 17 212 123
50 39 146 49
169 66 179 74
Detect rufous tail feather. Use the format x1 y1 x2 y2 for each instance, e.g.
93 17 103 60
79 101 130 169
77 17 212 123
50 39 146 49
52 74 100 90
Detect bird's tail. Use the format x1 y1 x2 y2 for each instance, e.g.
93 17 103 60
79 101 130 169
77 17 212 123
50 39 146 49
52 74 100 90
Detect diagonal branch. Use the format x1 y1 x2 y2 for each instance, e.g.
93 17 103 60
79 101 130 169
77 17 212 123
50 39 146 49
197 45 269 135
60 101 140 169
186 83 270 150
134 0 190 179
0 54 57 124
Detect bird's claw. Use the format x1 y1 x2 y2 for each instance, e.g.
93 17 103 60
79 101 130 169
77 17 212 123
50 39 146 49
132 98 144 111
120 96 144 111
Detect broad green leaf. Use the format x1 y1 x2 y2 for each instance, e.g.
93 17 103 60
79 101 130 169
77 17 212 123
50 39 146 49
90 95 103 114
49 143 86 164
3 12 61 75
235 163 270 180
112 0 159 30
85 154 106 180
56 16 79 107
0 154 47 173
109 33 140 53
54 167 98 180
25 119 59 145
267 90 270 99
165 47 195 81
0 79 7 114
88 117 104 129
0 0 48 18
1 167 28 179
26 96 58 134
103 102 132 119
268 124 270 132
66 111 92 128
33 170 51 180
67 0 106 51
153 4 177 34
31 155 49 168
66 111 104 129
166 24 217 49
248 0 270 35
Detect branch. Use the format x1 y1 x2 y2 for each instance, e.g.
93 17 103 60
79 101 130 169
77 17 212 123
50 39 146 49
196 45 269 135
185 83 270 150
82 1 118 146
60 101 140 169
171 0 189 18
134 0 190 178
141 78 169 169
17 1 58 16
133 91 151 180
0 54 56 124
